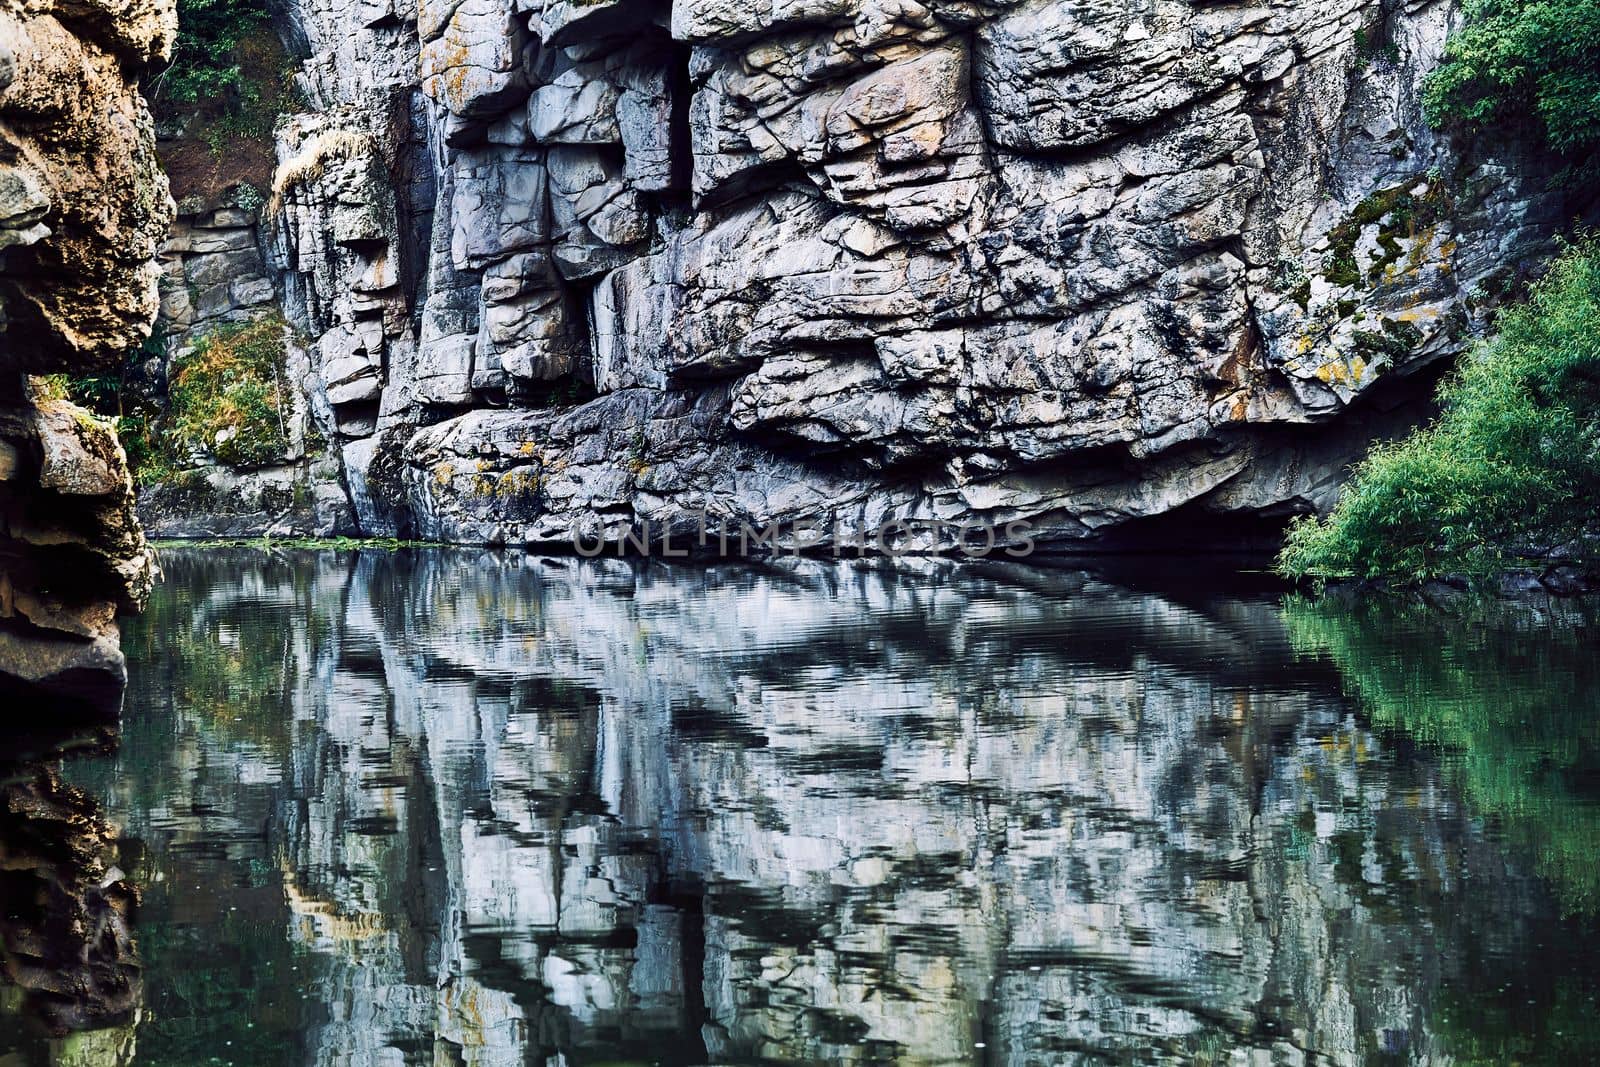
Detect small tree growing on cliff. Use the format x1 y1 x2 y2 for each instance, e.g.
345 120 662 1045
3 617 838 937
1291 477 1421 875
154 0 272 109
1423 0 1600 158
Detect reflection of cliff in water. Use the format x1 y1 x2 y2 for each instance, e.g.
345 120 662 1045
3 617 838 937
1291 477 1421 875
1285 592 1600 917
63 550 1600 1064
0 723 141 1066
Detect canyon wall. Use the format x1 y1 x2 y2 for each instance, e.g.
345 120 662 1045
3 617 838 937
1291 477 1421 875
143 0 1576 549
0 0 167 703
0 0 170 1045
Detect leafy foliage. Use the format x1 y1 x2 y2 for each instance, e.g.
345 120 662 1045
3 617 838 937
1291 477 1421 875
1279 240 1600 580
1422 0 1600 156
40 318 292 481
1284 592 1600 915
32 329 168 478
157 0 272 110
150 0 296 189
167 315 292 471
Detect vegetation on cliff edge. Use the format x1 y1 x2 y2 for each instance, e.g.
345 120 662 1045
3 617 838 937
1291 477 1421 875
165 315 292 471
150 0 295 200
1423 0 1600 159
1279 240 1600 581
157 0 272 110
47 316 293 482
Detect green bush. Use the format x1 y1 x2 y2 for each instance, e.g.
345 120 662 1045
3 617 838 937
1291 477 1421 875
156 0 271 110
1423 0 1600 156
1279 239 1600 580
35 319 291 481
167 315 291 470
150 0 296 173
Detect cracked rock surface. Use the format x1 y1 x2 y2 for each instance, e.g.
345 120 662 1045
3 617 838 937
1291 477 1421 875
171 0 1580 547
0 0 168 703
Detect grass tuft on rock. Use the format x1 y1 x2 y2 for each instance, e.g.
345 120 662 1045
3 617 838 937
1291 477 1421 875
1279 239 1600 581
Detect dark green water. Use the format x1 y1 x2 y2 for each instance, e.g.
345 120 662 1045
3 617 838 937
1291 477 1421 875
5 549 1600 1064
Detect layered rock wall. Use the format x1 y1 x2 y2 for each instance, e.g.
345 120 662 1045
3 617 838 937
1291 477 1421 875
0 0 169 1044
137 195 359 537
148 0 1579 548
0 0 169 702
0 749 141 1038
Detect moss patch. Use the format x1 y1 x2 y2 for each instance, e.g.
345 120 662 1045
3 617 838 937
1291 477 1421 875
1351 318 1423 363
150 469 224 512
1322 180 1453 291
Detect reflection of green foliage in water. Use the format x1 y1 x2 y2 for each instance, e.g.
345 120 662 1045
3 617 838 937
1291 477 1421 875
1285 592 1600 1065
132 896 311 1067
1283 593 1600 914
1434 982 1600 1067
70 550 344 1063
119 549 331 758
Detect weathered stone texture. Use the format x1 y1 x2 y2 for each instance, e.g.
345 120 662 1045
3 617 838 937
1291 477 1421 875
0 0 174 376
0 0 169 705
223 0 1579 546
0 754 141 1037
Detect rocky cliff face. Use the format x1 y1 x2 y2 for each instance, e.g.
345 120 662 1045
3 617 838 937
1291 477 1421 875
138 195 359 538
144 0 1574 549
0 0 169 703
0 0 171 1043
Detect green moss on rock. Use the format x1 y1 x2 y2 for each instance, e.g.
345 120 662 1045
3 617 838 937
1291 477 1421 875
1351 318 1423 362
1321 179 1453 293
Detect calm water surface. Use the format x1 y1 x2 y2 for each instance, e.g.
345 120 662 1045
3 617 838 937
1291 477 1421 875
9 549 1600 1064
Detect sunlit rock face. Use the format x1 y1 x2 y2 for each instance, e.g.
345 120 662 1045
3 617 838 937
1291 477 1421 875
84 550 1590 1063
237 0 1578 548
0 0 168 703
0 0 172 374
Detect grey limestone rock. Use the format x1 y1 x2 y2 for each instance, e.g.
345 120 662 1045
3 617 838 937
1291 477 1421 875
159 0 1584 547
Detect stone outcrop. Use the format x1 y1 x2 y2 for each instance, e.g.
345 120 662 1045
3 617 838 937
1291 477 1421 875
161 0 1581 549
0 0 168 1043
126 26 363 539
158 205 279 337
0 0 170 703
0 396 154 709
0 0 171 376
